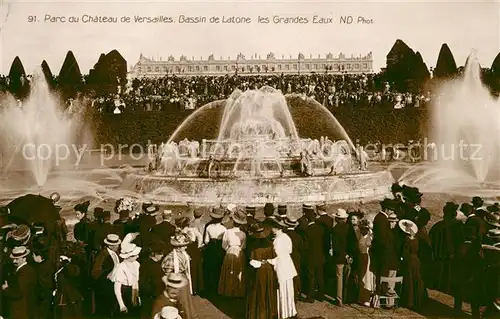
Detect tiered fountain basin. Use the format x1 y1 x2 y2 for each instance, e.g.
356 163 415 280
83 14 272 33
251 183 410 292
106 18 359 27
120 168 394 206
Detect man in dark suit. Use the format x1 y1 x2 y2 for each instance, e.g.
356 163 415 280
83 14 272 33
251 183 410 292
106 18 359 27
303 209 325 302
113 210 134 239
284 217 304 299
151 209 176 247
139 240 166 319
2 246 38 319
91 234 121 317
316 204 333 256
331 208 350 306
91 210 115 252
371 198 399 307
481 229 500 318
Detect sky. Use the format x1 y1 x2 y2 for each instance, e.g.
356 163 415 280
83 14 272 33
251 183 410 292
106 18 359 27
0 0 498 75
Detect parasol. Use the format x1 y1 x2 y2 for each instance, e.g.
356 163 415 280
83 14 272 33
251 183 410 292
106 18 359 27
6 194 61 229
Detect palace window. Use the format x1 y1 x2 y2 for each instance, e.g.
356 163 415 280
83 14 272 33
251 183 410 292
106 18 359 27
363 63 368 69
204 66 208 71
137 67 142 72
216 66 221 71
232 65 236 71
163 67 168 72
188 66 193 72
224 65 228 71
278 64 282 70
347 64 352 70
333 64 338 70
247 65 251 71
147 66 152 72
314 64 318 69
285 64 290 70
355 64 359 69
293 64 298 70
306 64 310 70
196 66 200 71
155 66 160 72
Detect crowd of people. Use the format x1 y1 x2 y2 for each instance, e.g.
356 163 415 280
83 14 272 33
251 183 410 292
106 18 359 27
96 74 432 113
0 184 499 319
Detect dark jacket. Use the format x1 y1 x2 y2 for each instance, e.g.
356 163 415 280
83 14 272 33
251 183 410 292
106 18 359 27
316 214 334 258
331 222 350 264
303 222 325 265
4 263 38 319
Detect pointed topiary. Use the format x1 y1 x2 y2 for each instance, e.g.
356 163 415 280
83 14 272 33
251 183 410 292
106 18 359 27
491 52 500 75
88 49 127 95
41 60 54 86
385 39 421 92
8 56 30 99
58 51 83 99
434 43 458 78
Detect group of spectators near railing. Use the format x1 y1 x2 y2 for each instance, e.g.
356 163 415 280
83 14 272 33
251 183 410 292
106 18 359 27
0 73 433 113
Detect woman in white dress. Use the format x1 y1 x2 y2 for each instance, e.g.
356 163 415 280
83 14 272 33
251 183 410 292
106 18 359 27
111 241 142 315
267 219 298 319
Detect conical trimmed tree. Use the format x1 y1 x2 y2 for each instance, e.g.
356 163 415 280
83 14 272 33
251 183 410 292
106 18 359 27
58 50 83 99
8 56 30 99
491 52 500 76
409 52 431 91
88 50 127 95
489 52 500 92
385 39 423 92
434 43 458 78
41 60 54 87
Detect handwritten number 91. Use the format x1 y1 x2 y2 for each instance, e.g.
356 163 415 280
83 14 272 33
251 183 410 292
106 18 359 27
28 16 37 22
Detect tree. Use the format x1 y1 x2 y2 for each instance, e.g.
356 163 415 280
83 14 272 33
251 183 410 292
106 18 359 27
384 39 427 92
409 52 431 91
434 43 458 79
87 50 127 95
41 60 54 88
489 52 500 92
8 56 30 99
58 50 83 99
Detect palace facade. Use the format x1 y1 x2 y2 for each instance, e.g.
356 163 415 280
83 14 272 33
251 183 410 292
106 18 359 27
128 52 373 77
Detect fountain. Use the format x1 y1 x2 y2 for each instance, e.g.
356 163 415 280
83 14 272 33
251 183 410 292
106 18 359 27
121 87 394 206
398 51 500 197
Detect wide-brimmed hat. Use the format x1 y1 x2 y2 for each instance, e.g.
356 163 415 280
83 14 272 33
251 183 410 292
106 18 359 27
154 306 182 319
487 228 500 240
443 202 459 214
472 196 484 208
252 224 271 238
210 208 224 219
460 203 474 216
335 208 349 219
104 234 121 246
9 224 31 242
74 200 90 213
302 203 315 212
284 216 299 228
145 205 160 216
165 273 188 288
226 204 237 213
150 240 166 254
231 209 247 225
10 246 30 259
485 213 500 228
93 207 104 218
142 201 154 212
399 219 418 235
170 233 191 247
317 203 328 214
120 242 142 258
487 204 500 213
380 198 397 211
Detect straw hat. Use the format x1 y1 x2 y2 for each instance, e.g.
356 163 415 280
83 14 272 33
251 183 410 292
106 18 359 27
335 208 349 219
252 224 271 238
119 242 142 259
283 216 299 228
145 205 160 216
10 246 30 259
210 208 224 219
9 224 31 242
154 306 182 319
388 213 399 222
485 213 500 228
170 233 191 247
486 228 500 241
399 219 418 235
231 209 247 225
277 204 287 217
302 203 315 212
104 234 121 246
165 273 188 288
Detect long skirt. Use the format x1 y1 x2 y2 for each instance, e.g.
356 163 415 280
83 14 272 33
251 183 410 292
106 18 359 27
187 242 204 295
118 285 140 317
246 263 278 319
203 239 225 295
219 247 246 297
277 279 297 319
358 253 375 304
401 256 425 310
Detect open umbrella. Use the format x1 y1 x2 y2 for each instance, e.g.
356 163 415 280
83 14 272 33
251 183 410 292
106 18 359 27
7 194 61 230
